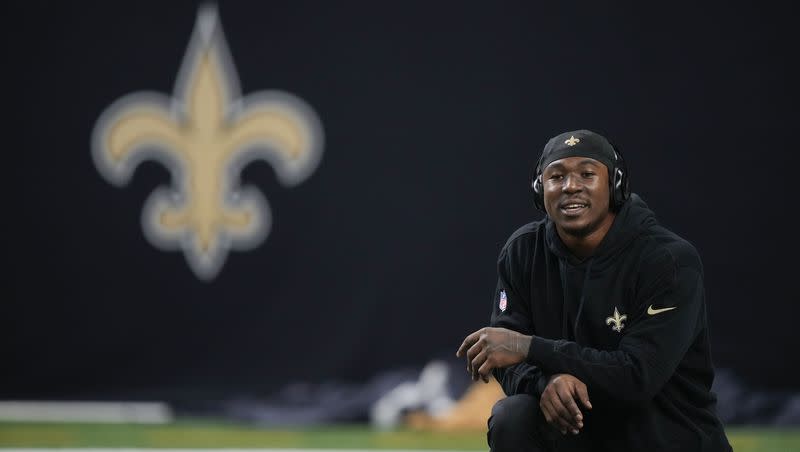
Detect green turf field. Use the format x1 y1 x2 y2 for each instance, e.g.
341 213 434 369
1 422 799 451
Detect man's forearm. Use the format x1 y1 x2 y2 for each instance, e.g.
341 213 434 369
526 335 665 404
493 362 548 397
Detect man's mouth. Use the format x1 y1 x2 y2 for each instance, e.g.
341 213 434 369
559 202 588 215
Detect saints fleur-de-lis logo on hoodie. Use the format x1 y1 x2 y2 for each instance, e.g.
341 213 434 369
91 6 324 280
605 307 628 333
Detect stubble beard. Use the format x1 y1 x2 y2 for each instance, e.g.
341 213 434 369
558 209 609 239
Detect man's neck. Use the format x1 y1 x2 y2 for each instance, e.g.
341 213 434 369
556 213 616 260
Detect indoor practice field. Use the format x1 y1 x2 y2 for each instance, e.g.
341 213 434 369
6 2 799 452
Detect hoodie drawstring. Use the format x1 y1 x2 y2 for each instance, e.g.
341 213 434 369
573 259 594 343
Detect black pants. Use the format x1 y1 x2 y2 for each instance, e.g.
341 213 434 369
487 394 593 452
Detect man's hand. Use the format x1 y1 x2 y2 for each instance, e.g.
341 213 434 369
540 373 592 435
456 327 531 382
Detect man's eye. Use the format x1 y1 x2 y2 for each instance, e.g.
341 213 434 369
549 174 563 180
582 172 595 178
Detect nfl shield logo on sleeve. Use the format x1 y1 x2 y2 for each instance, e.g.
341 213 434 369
499 290 508 312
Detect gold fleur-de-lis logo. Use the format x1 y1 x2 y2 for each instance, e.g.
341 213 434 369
565 135 580 146
605 307 627 333
91 6 324 280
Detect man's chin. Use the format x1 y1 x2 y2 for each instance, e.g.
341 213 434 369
560 225 591 238
555 218 594 238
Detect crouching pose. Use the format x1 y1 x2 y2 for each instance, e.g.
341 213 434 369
457 130 731 451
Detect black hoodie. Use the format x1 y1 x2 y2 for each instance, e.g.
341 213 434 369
490 194 731 451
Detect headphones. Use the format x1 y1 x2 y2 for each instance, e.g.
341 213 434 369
531 143 630 212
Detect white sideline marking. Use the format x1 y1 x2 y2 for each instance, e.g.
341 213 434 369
0 401 172 423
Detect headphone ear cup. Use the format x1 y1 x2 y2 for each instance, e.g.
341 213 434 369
611 168 623 209
621 167 630 201
608 144 630 210
612 167 630 210
532 175 544 211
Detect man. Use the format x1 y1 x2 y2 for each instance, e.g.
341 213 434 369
456 130 731 451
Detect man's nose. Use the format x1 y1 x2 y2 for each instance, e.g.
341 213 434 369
562 174 583 193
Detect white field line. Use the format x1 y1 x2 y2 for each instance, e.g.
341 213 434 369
0 402 172 423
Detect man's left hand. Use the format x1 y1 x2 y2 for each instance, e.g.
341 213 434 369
456 327 531 382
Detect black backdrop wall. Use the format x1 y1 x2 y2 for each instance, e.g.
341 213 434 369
6 1 799 402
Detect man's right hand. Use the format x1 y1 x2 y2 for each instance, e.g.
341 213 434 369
540 373 592 435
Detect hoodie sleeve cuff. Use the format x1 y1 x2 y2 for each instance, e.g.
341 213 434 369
527 335 559 368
